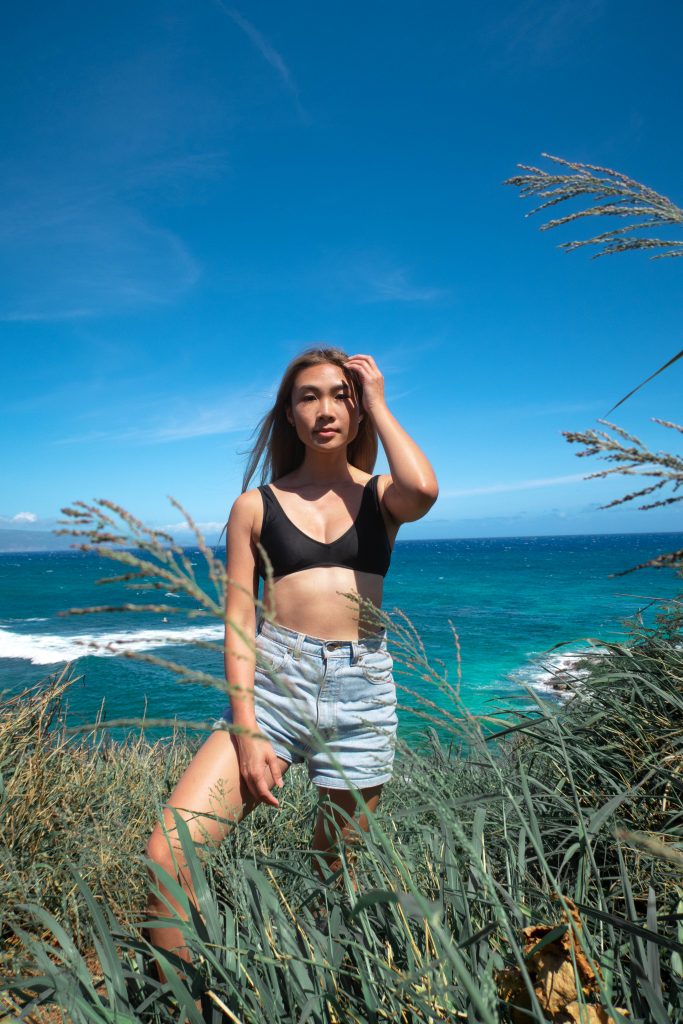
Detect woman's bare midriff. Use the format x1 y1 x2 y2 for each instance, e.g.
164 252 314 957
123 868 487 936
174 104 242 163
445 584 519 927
262 565 384 640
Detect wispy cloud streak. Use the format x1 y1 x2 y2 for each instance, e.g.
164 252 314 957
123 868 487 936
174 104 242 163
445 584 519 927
216 4 308 121
443 473 591 498
322 251 450 304
363 268 449 303
160 521 227 535
484 0 606 67
52 390 263 446
0 183 201 321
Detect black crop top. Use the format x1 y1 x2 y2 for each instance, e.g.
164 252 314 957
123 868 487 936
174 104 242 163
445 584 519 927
257 475 392 580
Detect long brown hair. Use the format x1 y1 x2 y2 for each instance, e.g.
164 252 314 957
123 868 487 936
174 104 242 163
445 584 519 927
241 346 378 491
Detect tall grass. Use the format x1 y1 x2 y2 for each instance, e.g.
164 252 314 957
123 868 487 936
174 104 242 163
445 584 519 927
0 514 681 1021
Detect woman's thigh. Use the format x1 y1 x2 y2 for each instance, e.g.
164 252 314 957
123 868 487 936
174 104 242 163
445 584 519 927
147 730 291 858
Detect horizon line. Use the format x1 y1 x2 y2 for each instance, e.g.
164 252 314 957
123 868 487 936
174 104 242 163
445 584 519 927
1 526 683 556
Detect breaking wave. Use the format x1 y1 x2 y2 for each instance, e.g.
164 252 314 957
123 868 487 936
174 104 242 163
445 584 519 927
0 624 223 665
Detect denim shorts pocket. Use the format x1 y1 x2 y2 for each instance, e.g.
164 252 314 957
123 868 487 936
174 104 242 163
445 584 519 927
358 648 394 684
255 635 290 677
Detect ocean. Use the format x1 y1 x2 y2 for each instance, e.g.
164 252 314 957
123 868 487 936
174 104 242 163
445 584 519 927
1 533 681 753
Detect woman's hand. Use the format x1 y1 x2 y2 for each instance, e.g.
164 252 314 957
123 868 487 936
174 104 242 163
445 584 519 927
236 731 284 808
344 354 386 415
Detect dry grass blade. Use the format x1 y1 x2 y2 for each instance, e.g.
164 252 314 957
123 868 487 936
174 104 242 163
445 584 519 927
559 418 683 576
505 152 683 261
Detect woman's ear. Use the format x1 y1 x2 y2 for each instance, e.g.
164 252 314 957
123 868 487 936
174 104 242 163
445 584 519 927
285 404 294 426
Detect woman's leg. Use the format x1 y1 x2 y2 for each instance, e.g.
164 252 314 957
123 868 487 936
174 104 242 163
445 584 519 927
311 784 383 889
144 730 290 977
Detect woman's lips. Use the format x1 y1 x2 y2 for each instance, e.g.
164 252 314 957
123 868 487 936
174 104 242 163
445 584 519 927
315 429 337 437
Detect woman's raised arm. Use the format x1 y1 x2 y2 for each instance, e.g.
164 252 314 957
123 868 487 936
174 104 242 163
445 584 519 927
344 353 439 524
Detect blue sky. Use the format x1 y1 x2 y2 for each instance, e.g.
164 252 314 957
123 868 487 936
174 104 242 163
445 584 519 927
2 0 682 542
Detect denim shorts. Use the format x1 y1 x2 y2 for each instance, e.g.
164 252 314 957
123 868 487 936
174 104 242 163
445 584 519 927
212 617 398 790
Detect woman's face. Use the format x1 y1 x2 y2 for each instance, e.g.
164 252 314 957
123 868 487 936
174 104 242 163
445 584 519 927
287 362 363 451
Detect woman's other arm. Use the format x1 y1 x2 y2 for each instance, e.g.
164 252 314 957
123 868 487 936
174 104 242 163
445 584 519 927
345 353 439 523
225 491 284 806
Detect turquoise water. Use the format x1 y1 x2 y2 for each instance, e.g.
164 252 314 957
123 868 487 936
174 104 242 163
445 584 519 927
1 533 681 751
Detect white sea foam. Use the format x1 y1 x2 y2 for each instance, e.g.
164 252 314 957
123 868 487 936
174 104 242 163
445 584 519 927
0 624 223 665
505 646 610 700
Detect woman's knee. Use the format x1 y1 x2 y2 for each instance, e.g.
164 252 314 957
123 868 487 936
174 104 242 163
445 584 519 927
143 800 239 888
145 822 186 877
144 733 289 870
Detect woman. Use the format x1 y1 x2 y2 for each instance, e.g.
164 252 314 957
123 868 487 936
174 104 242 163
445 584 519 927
144 347 438 969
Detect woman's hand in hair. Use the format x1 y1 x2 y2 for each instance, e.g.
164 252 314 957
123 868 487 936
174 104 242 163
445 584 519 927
344 354 386 415
236 731 285 808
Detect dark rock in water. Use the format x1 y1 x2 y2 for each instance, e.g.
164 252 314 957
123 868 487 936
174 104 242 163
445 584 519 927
550 672 575 692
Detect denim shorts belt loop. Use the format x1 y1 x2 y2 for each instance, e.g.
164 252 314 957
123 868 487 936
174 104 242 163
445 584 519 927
213 617 398 791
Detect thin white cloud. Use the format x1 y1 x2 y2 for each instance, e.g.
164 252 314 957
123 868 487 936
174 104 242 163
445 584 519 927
442 473 590 498
0 187 200 321
363 268 449 304
485 0 605 67
0 308 94 323
323 252 450 305
0 56 228 324
217 4 308 121
511 401 603 418
228 8 295 91
460 399 605 422
159 521 226 535
52 389 264 446
131 403 248 443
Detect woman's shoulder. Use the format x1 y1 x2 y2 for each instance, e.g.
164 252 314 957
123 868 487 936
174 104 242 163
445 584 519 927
371 473 394 509
229 488 263 520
